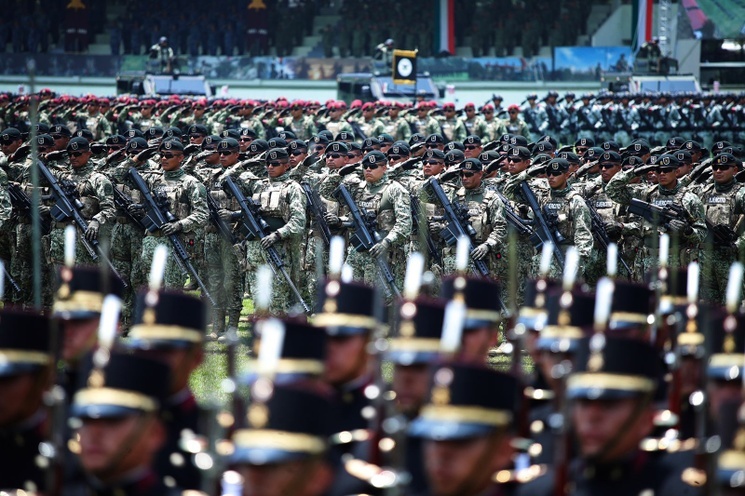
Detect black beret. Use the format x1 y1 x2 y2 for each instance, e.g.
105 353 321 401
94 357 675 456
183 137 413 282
326 141 349 153
547 158 570 172
218 138 240 151
508 146 531 159
266 148 290 161
288 139 308 151
0 128 22 143
363 150 387 164
599 151 622 163
67 136 90 152
424 149 446 160
160 139 184 152
187 124 209 136
461 158 482 171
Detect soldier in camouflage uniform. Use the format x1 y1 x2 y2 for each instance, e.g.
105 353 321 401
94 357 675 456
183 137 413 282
274 101 317 141
138 139 209 291
48 137 116 270
78 97 112 141
409 102 441 137
606 153 707 275
504 104 532 140
381 102 412 142
699 153 745 303
197 138 244 336
118 99 162 132
335 151 411 294
481 104 508 142
459 103 488 139
320 102 354 138
438 103 467 143
577 151 640 284
428 158 508 289
504 158 594 279
233 147 306 314
103 137 153 329
353 102 386 141
0 128 25 300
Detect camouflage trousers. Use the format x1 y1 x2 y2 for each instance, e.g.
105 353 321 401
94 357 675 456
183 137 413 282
0 225 15 302
346 245 405 301
141 235 188 290
111 221 145 329
699 247 741 304
204 231 243 332
302 233 328 310
13 223 53 307
246 237 304 314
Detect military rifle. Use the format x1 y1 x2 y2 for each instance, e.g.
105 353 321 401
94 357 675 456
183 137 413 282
206 192 237 244
518 182 565 269
112 186 148 230
8 181 51 232
127 167 214 305
223 176 310 312
332 183 401 298
585 201 633 277
301 181 332 246
38 161 126 287
423 177 490 278
628 198 691 231
409 193 442 267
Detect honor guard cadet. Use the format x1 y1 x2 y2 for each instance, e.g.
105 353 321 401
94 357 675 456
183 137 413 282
605 153 707 273
699 153 745 303
386 294 448 495
340 151 411 292
313 276 380 496
126 288 208 490
48 137 116 267
0 310 52 493
65 352 181 496
441 275 503 364
137 139 209 291
226 382 334 496
241 318 328 386
408 362 524 496
232 147 307 314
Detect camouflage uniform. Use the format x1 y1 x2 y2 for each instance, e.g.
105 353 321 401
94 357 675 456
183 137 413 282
699 175 745 303
381 114 412 142
344 171 411 295
104 155 152 329
78 111 112 141
277 114 317 141
354 117 386 141
140 169 209 290
503 117 531 140
578 176 641 284
484 118 508 142
460 115 489 139
409 113 441 137
605 168 707 275
200 166 243 333
438 116 467 143
0 166 12 299
504 171 594 279
236 168 306 314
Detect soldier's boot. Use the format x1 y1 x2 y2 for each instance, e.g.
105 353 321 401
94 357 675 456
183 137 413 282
209 308 226 340
218 310 241 345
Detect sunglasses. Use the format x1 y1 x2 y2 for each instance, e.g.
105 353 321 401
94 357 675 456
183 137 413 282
363 163 382 170
655 167 676 173
313 146 325 152
461 171 476 177
425 144 440 149
69 151 86 157
267 161 284 167
387 155 402 161
218 150 236 156
425 160 444 165
189 134 206 139
52 134 65 140
161 153 181 159
599 163 619 169
290 150 305 156
546 169 565 176
465 145 479 150
507 157 525 162
328 153 344 159
240 137 253 142
711 164 734 171
108 145 124 150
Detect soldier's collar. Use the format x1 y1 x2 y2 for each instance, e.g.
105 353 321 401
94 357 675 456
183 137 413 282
269 171 292 183
715 179 736 193
71 163 94 175
550 185 573 196
164 169 185 179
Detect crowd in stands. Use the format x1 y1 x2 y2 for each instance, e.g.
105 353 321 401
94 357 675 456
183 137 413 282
5 0 600 59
